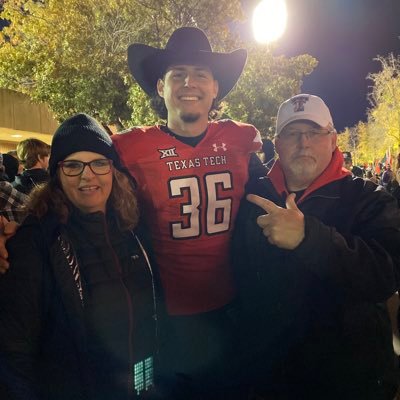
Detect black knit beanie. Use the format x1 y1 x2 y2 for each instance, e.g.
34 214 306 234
49 113 120 177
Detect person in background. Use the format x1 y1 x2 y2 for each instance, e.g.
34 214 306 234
395 153 400 185
233 94 400 399
6 151 24 176
342 151 365 178
2 154 20 183
260 138 275 172
253 138 275 177
0 153 27 223
351 165 364 178
342 151 352 171
0 114 158 400
381 164 394 189
13 138 50 194
366 169 379 184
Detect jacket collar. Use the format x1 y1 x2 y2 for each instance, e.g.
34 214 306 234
268 148 351 204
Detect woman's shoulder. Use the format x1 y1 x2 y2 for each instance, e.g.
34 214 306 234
24 213 60 232
9 213 62 251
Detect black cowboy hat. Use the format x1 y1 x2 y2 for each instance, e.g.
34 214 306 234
127 27 247 100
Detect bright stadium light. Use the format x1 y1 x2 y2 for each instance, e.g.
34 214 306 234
252 0 287 44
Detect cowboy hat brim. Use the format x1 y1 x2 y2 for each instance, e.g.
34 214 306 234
128 43 247 100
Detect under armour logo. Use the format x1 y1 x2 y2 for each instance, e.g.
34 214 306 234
212 143 227 152
158 147 178 159
291 96 309 112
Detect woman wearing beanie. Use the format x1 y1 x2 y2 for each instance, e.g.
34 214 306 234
0 114 158 400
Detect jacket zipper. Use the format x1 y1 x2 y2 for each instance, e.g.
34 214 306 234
133 234 158 333
102 215 134 396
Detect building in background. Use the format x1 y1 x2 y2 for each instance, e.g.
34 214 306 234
0 89 57 153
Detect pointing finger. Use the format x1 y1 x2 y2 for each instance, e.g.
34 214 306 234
246 194 282 214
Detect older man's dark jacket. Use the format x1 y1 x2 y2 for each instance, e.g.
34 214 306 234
233 152 400 400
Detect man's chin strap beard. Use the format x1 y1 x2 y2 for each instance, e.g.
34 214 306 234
180 113 201 123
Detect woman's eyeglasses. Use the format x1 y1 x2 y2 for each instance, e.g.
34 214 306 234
58 159 113 176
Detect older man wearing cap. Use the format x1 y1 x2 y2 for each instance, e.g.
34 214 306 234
112 27 262 398
233 94 400 399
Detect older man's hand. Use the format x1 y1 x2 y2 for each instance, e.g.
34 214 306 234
247 192 305 250
0 216 19 273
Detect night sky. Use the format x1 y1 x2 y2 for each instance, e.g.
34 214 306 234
242 0 400 131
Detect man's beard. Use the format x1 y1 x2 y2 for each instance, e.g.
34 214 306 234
286 157 317 183
180 112 201 123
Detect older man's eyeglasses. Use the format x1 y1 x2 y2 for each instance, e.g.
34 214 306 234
58 159 113 176
278 129 334 143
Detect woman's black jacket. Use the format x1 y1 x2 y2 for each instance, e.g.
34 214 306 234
0 210 157 400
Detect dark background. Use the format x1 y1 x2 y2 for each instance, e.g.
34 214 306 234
242 0 400 130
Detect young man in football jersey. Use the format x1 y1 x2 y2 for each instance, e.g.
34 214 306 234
112 27 262 398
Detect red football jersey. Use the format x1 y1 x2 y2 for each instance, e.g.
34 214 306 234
113 120 261 315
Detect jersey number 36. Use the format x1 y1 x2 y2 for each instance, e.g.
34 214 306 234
168 172 233 239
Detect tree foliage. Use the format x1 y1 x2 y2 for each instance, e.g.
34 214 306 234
337 121 387 166
0 0 317 130
338 53 400 165
225 45 317 137
368 54 400 149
